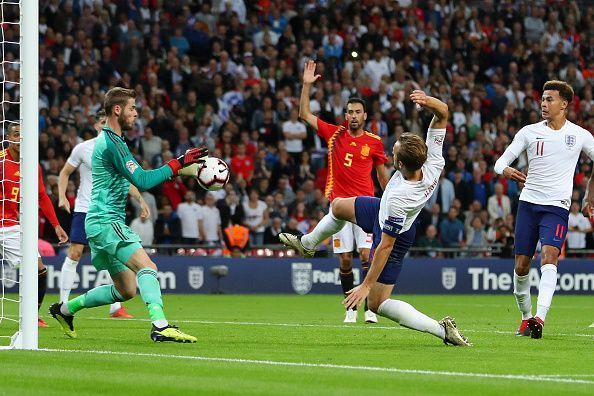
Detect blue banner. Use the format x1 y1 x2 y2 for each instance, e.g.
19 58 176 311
5 257 593 295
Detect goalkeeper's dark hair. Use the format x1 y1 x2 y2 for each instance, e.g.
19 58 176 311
104 87 136 115
346 97 367 113
543 80 574 103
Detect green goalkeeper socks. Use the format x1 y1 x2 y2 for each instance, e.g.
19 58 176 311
66 285 124 315
137 268 167 324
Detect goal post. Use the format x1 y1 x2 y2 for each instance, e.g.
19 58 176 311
19 0 39 350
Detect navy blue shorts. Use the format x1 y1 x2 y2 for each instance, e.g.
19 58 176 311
354 196 416 285
70 212 88 245
514 201 569 256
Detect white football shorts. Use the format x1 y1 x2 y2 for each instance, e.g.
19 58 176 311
0 225 40 268
332 222 373 253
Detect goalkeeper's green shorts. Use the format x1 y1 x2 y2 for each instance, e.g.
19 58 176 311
86 222 143 275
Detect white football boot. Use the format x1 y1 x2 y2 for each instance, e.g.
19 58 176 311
364 310 378 323
343 309 357 323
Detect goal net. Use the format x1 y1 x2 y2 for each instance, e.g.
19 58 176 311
0 0 38 350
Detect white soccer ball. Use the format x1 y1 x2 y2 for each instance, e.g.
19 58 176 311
196 157 230 191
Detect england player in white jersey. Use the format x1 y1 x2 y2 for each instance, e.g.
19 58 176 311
281 91 470 346
494 80 594 339
58 111 148 318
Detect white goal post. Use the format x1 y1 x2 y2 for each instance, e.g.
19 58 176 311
0 0 39 350
19 0 39 350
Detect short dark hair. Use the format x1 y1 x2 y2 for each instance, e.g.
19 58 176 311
398 133 427 172
104 87 136 115
346 97 367 113
543 80 574 103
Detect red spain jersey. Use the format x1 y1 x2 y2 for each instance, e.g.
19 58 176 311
317 119 387 201
0 149 59 228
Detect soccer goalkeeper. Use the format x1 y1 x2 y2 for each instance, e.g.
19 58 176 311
50 87 207 343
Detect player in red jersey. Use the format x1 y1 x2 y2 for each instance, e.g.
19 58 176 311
0 124 68 326
282 60 389 323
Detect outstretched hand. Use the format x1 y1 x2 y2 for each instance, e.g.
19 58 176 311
55 225 69 245
303 59 321 84
58 196 71 214
342 284 371 310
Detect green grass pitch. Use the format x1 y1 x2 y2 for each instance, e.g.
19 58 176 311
1 294 594 395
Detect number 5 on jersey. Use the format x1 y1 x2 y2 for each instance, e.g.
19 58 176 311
344 153 353 167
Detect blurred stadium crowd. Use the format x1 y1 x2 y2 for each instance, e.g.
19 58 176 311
4 0 594 255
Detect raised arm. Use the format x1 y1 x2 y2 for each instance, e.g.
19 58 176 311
299 60 321 130
58 162 77 213
409 90 449 129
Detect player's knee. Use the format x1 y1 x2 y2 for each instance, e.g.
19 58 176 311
143 260 158 271
514 256 531 275
68 247 83 261
117 284 136 300
359 250 370 263
367 297 383 314
540 249 560 265
331 199 347 219
338 254 353 270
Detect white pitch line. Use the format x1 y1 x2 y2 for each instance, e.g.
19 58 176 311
37 348 594 385
82 316 594 337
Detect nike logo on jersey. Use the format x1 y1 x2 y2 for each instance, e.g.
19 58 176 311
535 137 544 140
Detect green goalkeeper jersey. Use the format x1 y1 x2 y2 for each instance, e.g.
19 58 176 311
86 127 173 230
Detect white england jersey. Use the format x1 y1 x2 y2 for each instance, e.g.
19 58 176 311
66 138 96 213
379 129 445 235
494 120 594 210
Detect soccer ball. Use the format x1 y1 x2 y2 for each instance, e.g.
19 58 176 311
196 157 230 191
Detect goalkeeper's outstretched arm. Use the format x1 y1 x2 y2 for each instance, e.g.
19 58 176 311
106 134 208 191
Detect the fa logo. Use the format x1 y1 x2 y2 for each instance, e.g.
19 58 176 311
441 267 457 290
291 262 313 295
565 135 576 148
187 266 204 290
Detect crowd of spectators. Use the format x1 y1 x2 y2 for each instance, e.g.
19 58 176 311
4 0 594 256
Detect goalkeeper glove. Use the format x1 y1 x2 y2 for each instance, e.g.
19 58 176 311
167 147 209 176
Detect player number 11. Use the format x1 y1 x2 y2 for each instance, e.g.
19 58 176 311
344 153 353 167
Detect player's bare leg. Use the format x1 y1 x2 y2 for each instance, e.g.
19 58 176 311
368 282 470 346
359 247 377 323
339 253 357 323
513 254 533 336
126 249 196 343
38 258 49 328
